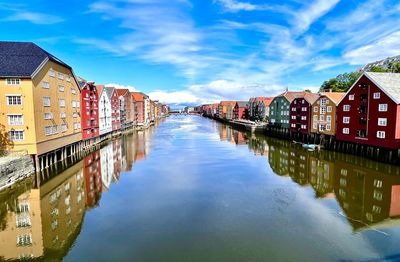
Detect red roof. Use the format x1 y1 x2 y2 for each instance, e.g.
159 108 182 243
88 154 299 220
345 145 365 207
132 92 144 102
255 97 274 106
96 85 105 94
116 89 129 96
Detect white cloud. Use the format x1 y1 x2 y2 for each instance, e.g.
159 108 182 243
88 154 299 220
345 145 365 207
1 11 64 24
343 31 400 65
293 0 340 34
106 83 137 92
214 0 258 12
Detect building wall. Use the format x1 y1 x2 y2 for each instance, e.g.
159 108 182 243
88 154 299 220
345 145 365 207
0 78 36 154
98 90 112 135
110 89 121 131
269 97 290 129
135 101 144 125
336 75 400 149
289 97 312 134
119 96 126 129
81 84 99 140
310 96 337 136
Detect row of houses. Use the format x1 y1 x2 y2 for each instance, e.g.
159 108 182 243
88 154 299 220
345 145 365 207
199 71 400 150
0 41 169 159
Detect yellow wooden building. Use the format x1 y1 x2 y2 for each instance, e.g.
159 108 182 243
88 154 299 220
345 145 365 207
0 42 82 156
310 92 345 136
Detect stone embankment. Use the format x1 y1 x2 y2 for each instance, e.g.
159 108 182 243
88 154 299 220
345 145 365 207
0 155 34 191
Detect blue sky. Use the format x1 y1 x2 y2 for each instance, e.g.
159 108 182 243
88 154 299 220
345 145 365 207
0 0 399 106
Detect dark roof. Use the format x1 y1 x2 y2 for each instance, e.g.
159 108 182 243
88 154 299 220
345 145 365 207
0 41 71 77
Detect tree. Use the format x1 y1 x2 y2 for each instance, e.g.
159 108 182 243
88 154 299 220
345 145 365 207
368 66 388 72
0 124 13 156
389 62 400 73
320 71 362 92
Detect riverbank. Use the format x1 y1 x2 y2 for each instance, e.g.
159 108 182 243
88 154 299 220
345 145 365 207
204 114 400 165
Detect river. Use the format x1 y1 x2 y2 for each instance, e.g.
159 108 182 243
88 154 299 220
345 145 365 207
1 115 400 261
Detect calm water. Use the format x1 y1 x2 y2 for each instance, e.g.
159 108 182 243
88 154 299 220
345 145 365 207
1 115 400 261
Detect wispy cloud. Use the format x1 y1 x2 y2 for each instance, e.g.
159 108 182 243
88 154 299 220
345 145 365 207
0 4 64 24
106 83 137 92
213 0 291 13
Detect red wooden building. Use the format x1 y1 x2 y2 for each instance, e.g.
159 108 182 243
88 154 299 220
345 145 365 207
289 92 319 134
83 151 102 207
233 101 248 120
336 72 400 149
80 79 99 140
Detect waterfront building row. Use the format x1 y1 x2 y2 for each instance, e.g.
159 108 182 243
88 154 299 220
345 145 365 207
0 41 169 158
199 71 400 150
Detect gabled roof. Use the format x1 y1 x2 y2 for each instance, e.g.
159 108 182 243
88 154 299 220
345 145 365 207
104 86 115 99
236 101 248 107
365 72 400 104
132 92 144 102
275 91 306 103
220 101 236 106
0 41 71 77
96 85 105 95
303 93 319 104
319 92 346 105
256 97 274 106
116 89 129 96
338 72 400 105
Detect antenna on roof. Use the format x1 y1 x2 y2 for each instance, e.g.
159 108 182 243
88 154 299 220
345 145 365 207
285 86 288 92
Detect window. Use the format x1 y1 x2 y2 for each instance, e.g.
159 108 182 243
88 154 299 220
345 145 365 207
343 105 350 111
327 106 332 112
73 112 78 118
42 81 50 89
61 124 67 133
291 124 296 128
349 94 354 100
292 107 296 112
319 125 325 132
313 123 317 129
302 107 307 111
378 118 387 126
320 115 324 121
7 95 22 105
326 116 331 123
52 125 58 134
373 92 380 99
59 99 65 107
44 113 53 120
343 117 350 124
72 101 77 108
6 78 20 85
374 179 383 188
16 234 32 246
49 69 55 77
60 112 66 119
59 85 65 92
9 130 24 141
16 215 31 228
8 115 23 125
320 98 326 107
301 116 306 120
66 75 71 82
270 111 274 115
326 124 331 131
314 106 318 112
43 97 51 107
320 107 326 114
343 128 349 134
378 104 388 112
71 88 77 95
45 126 52 136
377 131 385 138
58 72 64 80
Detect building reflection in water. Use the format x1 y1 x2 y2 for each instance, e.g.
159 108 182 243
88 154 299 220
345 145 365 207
0 129 150 261
218 124 400 231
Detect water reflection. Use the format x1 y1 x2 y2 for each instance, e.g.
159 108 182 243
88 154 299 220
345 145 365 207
218 124 400 232
0 128 152 261
1 119 400 261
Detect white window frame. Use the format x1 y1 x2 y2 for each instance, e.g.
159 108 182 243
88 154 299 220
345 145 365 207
58 72 64 80
6 95 22 105
8 114 23 125
343 105 350 111
343 128 349 134
59 85 65 92
378 118 387 126
9 130 24 141
378 104 388 112
42 81 50 89
45 126 52 136
377 131 385 139
327 106 332 113
373 92 380 99
343 117 350 124
59 99 66 108
6 79 21 85
66 75 71 82
43 97 51 107
349 94 354 101
44 112 53 120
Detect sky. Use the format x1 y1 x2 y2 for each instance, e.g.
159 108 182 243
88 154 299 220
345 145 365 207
0 0 399 107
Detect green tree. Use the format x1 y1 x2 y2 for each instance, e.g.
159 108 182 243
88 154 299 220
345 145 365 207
389 62 400 73
368 66 388 72
0 124 13 156
320 71 362 92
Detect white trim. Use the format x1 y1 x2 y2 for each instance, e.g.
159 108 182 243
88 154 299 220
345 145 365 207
337 73 365 105
31 57 49 79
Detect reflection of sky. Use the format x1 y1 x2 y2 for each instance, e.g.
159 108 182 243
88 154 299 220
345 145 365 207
65 115 393 261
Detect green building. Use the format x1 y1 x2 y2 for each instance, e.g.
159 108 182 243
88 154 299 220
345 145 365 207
269 91 305 129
